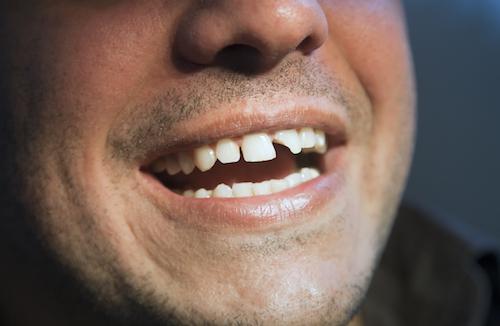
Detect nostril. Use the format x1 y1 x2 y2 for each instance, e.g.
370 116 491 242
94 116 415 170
298 36 315 54
214 44 263 74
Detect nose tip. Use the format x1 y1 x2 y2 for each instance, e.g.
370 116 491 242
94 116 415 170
175 0 328 71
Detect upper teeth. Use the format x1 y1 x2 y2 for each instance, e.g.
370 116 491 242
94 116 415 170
151 127 327 175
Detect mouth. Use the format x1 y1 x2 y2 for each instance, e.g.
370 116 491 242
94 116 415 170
148 127 329 198
138 99 349 228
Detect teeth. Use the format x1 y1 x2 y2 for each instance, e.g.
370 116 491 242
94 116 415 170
194 188 211 198
232 182 254 197
300 167 319 182
299 127 316 148
241 133 276 162
151 127 328 174
285 172 303 187
194 145 217 172
270 179 289 193
314 130 327 154
252 181 272 196
274 129 302 154
165 157 182 175
183 168 321 199
216 139 241 164
178 152 195 174
213 183 233 198
151 157 168 173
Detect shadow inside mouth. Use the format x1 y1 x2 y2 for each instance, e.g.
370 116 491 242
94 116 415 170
150 145 322 192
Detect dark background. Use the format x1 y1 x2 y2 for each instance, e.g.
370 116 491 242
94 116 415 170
403 0 500 240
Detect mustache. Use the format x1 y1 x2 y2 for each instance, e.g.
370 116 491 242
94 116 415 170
108 56 354 162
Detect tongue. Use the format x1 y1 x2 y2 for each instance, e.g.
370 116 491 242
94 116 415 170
163 146 297 191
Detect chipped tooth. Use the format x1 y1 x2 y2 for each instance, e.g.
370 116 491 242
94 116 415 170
194 145 217 172
242 133 276 162
299 127 316 148
183 190 194 197
252 181 272 196
194 188 211 198
216 139 241 164
165 156 182 175
314 130 327 154
270 179 289 193
178 152 195 174
213 183 233 198
232 182 253 197
274 129 302 154
285 173 302 188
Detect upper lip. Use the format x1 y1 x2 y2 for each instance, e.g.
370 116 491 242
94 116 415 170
139 96 349 168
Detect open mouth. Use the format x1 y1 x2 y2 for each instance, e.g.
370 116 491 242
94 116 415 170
145 127 335 199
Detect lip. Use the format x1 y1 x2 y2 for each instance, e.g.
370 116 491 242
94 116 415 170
137 96 349 231
138 96 349 166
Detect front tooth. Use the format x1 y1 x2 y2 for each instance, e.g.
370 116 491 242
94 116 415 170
194 188 211 198
274 129 302 154
314 130 327 154
165 156 182 175
233 182 253 197
178 152 195 174
183 190 195 197
213 184 233 198
270 179 289 193
285 172 303 187
215 139 241 164
252 181 272 195
242 133 276 162
194 145 217 172
299 127 316 148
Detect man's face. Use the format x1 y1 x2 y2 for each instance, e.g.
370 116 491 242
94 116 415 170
1 0 415 325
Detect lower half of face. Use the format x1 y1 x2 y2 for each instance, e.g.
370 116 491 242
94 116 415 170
2 1 415 325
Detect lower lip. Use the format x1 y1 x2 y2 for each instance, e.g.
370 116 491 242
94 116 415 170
139 150 346 230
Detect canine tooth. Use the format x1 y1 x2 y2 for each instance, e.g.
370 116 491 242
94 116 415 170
270 179 289 193
194 188 211 198
285 173 303 187
299 127 316 148
213 184 233 198
216 139 241 164
194 145 217 172
242 133 276 162
178 152 195 174
274 129 301 154
252 181 272 195
315 130 327 154
232 182 253 197
165 156 182 175
183 190 195 197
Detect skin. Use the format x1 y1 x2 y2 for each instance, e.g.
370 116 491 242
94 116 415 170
0 0 415 325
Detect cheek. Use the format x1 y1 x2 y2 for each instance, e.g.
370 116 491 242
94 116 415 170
323 0 416 213
30 4 178 147
324 0 414 107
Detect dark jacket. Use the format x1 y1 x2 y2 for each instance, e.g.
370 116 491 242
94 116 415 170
363 205 500 326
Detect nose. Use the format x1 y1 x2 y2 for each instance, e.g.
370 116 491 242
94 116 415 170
174 0 328 72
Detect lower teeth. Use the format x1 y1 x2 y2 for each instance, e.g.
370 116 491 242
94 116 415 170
179 167 320 198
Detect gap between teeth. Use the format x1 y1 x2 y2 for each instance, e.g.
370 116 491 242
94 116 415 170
151 127 327 175
180 167 320 198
